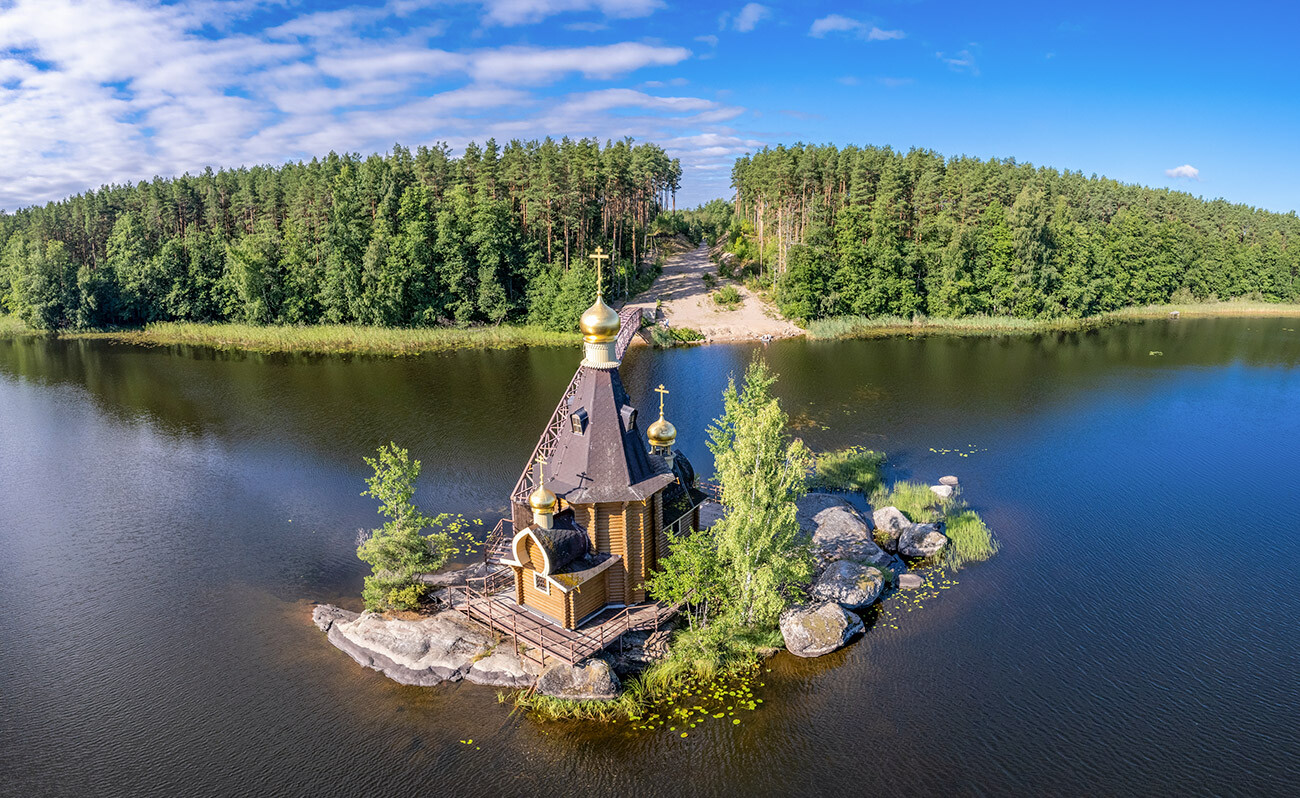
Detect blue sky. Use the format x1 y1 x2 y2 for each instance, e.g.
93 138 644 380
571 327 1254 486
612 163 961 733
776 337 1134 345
1 0 1296 212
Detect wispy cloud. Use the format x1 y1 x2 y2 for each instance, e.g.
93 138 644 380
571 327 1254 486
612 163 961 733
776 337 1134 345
475 0 664 27
937 49 979 75
1165 164 1200 180
809 15 904 41
731 3 771 33
877 77 913 88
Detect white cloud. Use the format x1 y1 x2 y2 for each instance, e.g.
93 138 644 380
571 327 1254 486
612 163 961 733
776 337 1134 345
0 0 741 209
937 49 979 74
695 34 719 47
1165 164 1200 180
809 14 903 41
477 0 664 27
732 3 770 33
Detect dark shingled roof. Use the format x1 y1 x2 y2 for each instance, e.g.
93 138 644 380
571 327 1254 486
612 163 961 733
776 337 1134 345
659 451 709 530
529 512 589 574
544 365 675 504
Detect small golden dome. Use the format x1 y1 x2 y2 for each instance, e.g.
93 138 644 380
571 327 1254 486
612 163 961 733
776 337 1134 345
647 414 677 448
579 296 620 344
528 483 557 512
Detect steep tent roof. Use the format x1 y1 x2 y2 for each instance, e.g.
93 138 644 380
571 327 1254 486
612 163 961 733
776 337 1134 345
545 366 675 504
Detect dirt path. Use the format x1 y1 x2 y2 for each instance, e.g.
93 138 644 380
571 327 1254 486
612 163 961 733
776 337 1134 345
625 244 803 344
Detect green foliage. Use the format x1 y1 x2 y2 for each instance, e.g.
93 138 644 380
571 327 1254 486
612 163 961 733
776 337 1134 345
871 480 948 522
701 272 718 289
708 359 815 628
1 139 682 331
712 284 742 309
943 509 998 570
809 446 885 494
730 144 1300 323
647 324 704 347
356 443 459 611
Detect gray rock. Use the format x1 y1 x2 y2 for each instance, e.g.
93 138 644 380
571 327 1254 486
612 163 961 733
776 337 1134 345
872 506 912 552
535 659 621 700
897 573 925 590
939 476 960 487
327 610 497 687
698 499 725 529
415 561 495 588
780 601 865 658
467 650 542 689
809 560 885 609
898 523 948 558
798 493 893 569
930 484 954 499
312 604 359 633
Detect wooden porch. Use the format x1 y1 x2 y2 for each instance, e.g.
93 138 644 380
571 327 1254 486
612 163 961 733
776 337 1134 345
448 569 680 667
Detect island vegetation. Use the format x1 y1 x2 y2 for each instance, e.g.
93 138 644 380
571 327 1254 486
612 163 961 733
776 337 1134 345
724 144 1299 326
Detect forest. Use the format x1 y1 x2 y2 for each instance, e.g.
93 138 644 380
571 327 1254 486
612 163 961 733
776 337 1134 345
727 144 1300 322
0 138 684 331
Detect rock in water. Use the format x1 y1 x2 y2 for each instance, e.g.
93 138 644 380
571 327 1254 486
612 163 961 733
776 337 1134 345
897 573 924 590
929 484 954 499
898 523 948 558
939 475 960 487
810 560 886 609
327 610 496 687
312 604 359 632
535 659 620 700
467 650 541 689
781 602 865 658
798 493 895 569
872 506 912 552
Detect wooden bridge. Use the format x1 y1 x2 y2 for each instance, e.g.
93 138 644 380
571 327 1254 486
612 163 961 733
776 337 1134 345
448 568 681 667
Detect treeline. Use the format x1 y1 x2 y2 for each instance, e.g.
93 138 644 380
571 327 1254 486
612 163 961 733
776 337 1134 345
0 138 682 330
728 144 1300 321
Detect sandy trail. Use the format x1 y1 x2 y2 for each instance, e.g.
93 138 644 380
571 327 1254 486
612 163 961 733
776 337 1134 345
625 244 803 343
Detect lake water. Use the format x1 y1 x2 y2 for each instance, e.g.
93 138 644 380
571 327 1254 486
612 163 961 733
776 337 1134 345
2 319 1298 797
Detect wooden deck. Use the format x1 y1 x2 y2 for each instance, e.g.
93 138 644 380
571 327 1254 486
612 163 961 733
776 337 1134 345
448 572 679 667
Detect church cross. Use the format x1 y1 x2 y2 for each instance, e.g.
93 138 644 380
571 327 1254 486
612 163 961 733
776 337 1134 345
655 383 669 416
589 246 610 295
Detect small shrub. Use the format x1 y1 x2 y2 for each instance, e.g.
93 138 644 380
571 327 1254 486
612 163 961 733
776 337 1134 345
702 272 718 289
713 284 742 309
809 447 885 494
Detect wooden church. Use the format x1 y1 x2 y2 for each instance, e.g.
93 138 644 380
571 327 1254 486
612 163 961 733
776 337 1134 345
498 249 707 630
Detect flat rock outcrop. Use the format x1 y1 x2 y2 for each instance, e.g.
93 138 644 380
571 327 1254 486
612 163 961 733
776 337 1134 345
467 650 542 689
326 609 496 687
416 561 495 589
798 493 898 571
780 601 865 658
312 604 359 632
535 659 621 700
809 560 885 610
898 523 948 558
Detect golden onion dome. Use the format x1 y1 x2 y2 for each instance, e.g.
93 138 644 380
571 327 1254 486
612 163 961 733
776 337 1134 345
579 296 620 344
528 483 557 512
647 414 677 448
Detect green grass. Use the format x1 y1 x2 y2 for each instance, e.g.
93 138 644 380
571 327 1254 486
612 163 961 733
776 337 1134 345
809 447 885 494
943 509 999 570
62 321 580 355
712 284 742 310
808 301 1300 341
647 324 705 347
871 480 949 522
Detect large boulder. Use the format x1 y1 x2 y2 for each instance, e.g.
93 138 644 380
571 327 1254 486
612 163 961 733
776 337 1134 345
809 560 886 610
780 601 865 658
798 493 894 569
872 506 911 553
535 659 621 700
312 604 359 633
327 610 496 687
467 650 542 689
898 523 948 558
930 484 954 499
416 561 495 589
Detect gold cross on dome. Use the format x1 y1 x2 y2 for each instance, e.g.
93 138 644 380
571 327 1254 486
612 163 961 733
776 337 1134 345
655 383 669 416
589 246 610 294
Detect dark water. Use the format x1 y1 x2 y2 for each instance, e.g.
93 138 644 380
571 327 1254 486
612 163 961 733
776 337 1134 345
2 319 1298 797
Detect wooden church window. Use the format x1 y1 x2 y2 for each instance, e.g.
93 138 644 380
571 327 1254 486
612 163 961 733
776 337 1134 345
534 572 550 594
570 408 588 434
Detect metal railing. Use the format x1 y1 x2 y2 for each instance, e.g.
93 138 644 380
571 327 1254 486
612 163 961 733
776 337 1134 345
483 518 514 564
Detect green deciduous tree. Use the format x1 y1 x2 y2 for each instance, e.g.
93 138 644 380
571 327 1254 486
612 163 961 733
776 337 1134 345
356 443 457 612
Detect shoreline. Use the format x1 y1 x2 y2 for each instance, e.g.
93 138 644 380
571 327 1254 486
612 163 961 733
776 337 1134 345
3 301 1298 355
